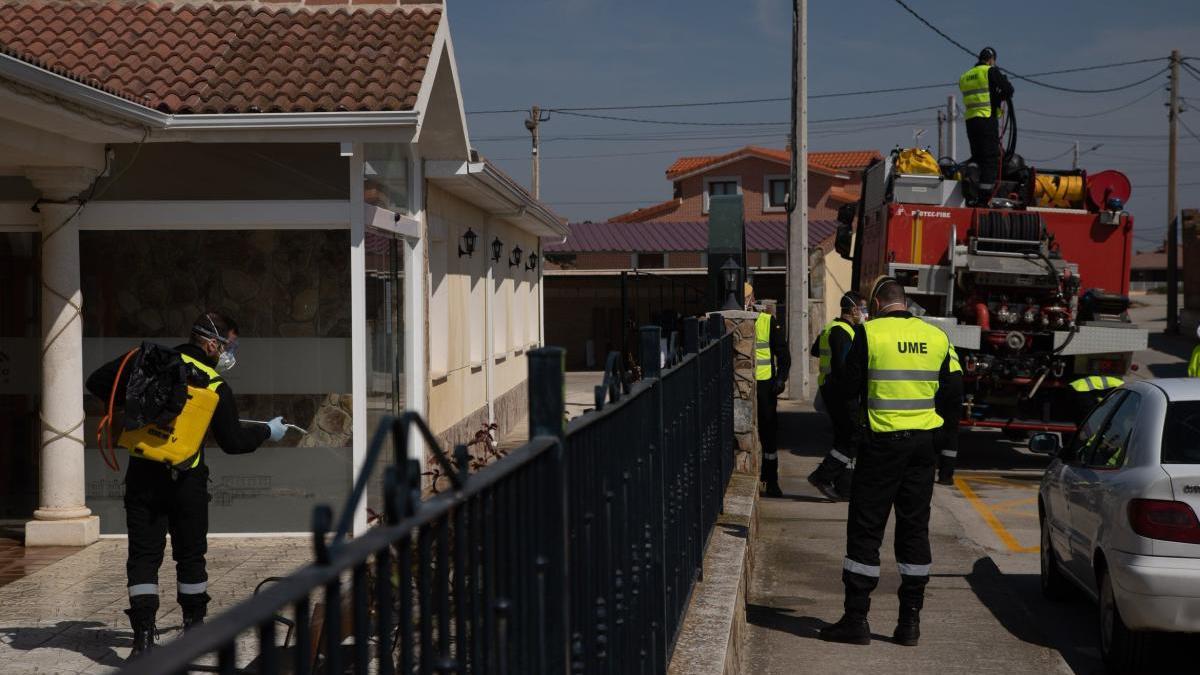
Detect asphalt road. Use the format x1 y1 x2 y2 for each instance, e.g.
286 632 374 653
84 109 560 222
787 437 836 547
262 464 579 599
743 296 1194 674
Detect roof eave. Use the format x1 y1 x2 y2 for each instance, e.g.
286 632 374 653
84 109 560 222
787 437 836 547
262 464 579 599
1 51 423 134
426 160 568 237
666 150 845 182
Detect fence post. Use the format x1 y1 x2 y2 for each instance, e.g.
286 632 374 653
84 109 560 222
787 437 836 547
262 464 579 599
683 317 699 356
640 326 662 378
683 317 704 582
528 347 570 674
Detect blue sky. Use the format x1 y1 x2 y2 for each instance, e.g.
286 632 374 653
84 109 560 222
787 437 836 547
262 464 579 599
448 0 1200 250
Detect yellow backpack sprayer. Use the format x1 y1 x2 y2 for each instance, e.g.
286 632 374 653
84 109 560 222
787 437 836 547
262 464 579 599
97 348 220 471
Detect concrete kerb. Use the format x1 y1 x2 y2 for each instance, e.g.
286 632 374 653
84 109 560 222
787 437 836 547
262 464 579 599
667 471 760 675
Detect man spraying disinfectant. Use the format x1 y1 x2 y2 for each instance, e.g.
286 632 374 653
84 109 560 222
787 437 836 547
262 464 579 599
87 312 300 657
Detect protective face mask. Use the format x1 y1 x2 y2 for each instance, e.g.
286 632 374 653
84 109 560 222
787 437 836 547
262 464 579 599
215 350 236 373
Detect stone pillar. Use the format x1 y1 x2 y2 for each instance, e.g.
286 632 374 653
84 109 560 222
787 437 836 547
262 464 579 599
25 166 100 546
708 310 761 475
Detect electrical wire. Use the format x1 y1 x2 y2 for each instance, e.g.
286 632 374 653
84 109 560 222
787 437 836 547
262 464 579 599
1025 145 1075 163
1181 117 1200 146
1021 86 1163 119
545 104 942 127
890 0 1169 93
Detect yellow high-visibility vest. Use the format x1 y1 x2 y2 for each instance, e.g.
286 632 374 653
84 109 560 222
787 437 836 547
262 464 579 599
960 65 993 120
754 313 773 381
1068 375 1122 393
817 319 855 387
863 317 953 432
1189 346 1200 377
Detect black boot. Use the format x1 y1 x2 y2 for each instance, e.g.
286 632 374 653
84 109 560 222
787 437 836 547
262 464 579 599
182 608 204 632
129 618 156 656
893 608 920 646
762 480 784 498
807 456 844 500
819 613 870 645
936 471 955 486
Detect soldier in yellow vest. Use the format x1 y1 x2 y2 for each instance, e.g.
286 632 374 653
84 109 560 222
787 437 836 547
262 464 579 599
754 302 791 498
959 47 1014 202
820 279 962 648
86 312 286 654
807 291 866 500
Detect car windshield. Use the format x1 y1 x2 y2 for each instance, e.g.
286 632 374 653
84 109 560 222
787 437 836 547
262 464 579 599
1162 400 1200 464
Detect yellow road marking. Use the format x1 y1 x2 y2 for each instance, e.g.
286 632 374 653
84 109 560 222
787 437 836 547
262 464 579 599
959 475 1039 489
989 495 1039 512
954 476 1040 554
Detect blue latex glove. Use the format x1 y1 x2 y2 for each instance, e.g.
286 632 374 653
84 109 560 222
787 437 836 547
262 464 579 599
266 416 287 442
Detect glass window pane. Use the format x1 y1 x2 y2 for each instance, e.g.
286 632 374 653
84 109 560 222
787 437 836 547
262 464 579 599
1069 390 1124 465
364 144 410 214
80 230 353 534
365 229 405 517
1162 401 1200 464
770 179 789 207
1090 391 1139 468
0 233 39 517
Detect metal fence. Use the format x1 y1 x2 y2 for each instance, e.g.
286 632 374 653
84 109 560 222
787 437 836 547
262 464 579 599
119 315 734 675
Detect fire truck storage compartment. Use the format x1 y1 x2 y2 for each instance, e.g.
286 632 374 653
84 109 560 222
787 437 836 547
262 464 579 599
972 211 1045 253
893 173 960 206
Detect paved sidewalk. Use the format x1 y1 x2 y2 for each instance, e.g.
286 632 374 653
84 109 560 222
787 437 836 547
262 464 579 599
0 538 311 674
741 401 1076 675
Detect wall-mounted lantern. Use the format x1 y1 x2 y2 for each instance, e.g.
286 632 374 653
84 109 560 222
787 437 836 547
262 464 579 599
526 252 539 271
491 237 503 262
458 228 478 257
721 257 743 310
509 245 523 268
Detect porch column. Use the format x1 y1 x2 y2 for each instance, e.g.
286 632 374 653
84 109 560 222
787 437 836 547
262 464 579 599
25 166 100 546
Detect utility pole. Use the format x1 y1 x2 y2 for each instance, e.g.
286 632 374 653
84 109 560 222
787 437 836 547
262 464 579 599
1072 141 1079 170
1168 50 1180 334
786 0 809 399
946 95 957 162
524 106 548 199
937 110 945 159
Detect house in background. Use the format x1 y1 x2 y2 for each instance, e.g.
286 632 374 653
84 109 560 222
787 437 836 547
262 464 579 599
543 147 880 370
609 147 880 224
1129 245 1179 292
0 0 565 544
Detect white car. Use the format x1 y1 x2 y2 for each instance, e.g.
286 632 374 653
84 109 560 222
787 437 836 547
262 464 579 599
1033 378 1200 672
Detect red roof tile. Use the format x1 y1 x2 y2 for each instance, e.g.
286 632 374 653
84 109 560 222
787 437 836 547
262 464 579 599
0 1 441 114
608 198 681 223
665 146 881 180
544 219 840 254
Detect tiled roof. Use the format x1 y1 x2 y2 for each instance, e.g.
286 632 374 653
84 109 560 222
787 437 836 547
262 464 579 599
609 198 681 223
665 147 881 180
544 219 840 254
0 1 440 114
811 150 883 170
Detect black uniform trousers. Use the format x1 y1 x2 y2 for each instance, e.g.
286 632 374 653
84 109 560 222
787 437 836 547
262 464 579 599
824 383 856 460
843 429 936 616
125 458 211 621
966 116 1001 190
757 379 779 484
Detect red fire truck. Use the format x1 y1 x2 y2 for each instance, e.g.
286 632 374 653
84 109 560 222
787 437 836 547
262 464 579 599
836 154 1147 433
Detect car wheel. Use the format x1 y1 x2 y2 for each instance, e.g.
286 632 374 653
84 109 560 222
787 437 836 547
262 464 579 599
1098 566 1148 673
1039 510 1069 600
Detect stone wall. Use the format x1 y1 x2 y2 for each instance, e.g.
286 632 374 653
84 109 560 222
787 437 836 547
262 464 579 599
709 310 760 476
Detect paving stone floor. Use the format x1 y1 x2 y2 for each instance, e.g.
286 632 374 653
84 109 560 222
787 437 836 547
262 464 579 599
0 537 312 674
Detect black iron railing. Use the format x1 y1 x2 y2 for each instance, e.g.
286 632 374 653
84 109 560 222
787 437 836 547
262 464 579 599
119 315 734 675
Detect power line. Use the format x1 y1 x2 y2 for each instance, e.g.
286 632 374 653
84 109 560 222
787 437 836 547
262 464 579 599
890 0 1169 93
1181 116 1200 145
544 105 942 128
1021 86 1163 120
1026 145 1075 162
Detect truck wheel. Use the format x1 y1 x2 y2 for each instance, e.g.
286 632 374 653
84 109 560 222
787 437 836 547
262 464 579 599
1039 510 1070 600
1099 566 1148 673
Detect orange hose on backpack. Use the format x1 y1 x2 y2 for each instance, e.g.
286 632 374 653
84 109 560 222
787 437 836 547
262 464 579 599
96 348 138 472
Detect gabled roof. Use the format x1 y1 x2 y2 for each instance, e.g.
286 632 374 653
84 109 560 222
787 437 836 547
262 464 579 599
665 146 881 181
0 1 440 114
544 219 841 254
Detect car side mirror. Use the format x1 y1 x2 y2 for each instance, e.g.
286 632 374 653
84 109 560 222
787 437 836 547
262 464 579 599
1028 432 1061 456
